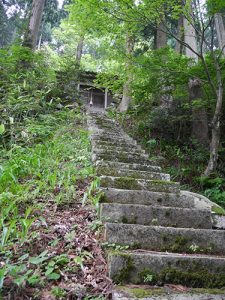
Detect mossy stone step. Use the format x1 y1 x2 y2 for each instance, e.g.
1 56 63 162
92 144 145 154
100 204 212 229
89 128 126 136
93 153 153 165
90 132 133 139
100 188 195 208
96 167 170 181
105 223 225 255
91 135 137 145
109 251 225 287
96 161 161 171
91 139 138 148
90 131 126 138
93 149 147 159
100 176 180 193
112 286 225 300
88 117 118 125
88 119 120 126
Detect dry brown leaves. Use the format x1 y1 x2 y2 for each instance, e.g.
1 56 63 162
3 202 112 299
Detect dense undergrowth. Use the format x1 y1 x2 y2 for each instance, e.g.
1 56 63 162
0 46 111 299
0 108 111 299
107 106 225 208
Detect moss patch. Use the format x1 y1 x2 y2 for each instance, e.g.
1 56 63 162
112 253 135 284
171 236 189 252
193 288 225 294
159 268 225 288
212 205 225 215
100 176 179 192
127 287 165 298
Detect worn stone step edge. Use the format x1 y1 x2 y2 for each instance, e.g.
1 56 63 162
105 223 225 255
92 144 145 154
96 167 170 181
100 176 180 193
95 160 161 171
91 139 142 148
112 286 225 300
89 127 126 136
93 149 148 159
90 135 137 145
108 250 225 287
100 188 196 208
93 154 151 165
91 138 139 146
90 132 134 140
100 203 212 229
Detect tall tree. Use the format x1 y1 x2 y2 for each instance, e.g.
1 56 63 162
156 22 167 49
183 16 209 146
118 33 135 112
215 13 225 55
23 0 45 49
75 34 85 65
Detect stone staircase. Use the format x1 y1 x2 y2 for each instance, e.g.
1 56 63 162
87 111 225 298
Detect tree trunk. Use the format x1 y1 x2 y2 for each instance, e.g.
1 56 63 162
189 79 209 146
215 13 225 55
156 22 167 49
184 17 209 146
183 17 198 60
155 21 172 108
119 33 134 112
204 66 223 176
76 34 85 65
175 15 184 54
23 0 45 50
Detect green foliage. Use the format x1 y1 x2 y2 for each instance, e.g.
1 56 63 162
0 45 57 148
200 177 225 207
51 286 67 298
0 109 94 292
207 0 225 14
55 57 81 101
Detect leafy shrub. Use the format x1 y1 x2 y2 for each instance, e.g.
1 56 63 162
200 177 225 207
0 45 57 148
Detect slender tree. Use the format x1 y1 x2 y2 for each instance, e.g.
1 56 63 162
215 13 225 55
183 16 209 146
75 34 85 65
156 22 167 49
23 0 46 50
118 33 135 112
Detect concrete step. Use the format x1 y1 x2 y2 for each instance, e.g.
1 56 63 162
100 188 195 208
96 167 170 181
91 139 137 146
105 223 225 255
92 140 137 149
93 152 153 164
93 148 147 159
88 119 119 126
109 250 225 287
89 127 125 136
100 176 180 193
96 161 161 172
88 117 119 125
92 144 145 154
91 135 137 145
91 134 127 142
112 286 225 300
100 204 212 229
90 132 133 140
